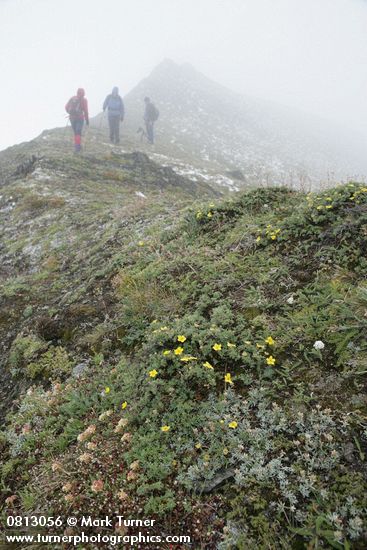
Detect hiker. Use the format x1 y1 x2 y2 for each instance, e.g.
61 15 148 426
65 88 89 153
103 87 124 144
143 97 159 144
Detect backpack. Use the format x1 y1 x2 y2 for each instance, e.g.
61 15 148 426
108 95 122 111
150 104 159 122
67 97 83 116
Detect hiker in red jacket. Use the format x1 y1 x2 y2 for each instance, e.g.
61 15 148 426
65 88 89 152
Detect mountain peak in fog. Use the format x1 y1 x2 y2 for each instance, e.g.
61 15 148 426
121 59 366 187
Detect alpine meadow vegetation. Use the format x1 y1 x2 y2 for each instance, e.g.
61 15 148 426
1 168 367 548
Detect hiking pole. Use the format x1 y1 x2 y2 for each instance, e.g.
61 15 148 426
64 117 70 139
83 123 90 153
99 111 105 131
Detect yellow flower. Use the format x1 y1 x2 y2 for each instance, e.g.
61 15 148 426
121 401 127 410
266 355 276 366
174 346 184 355
180 355 197 362
228 421 238 429
270 234 277 240
256 236 261 243
138 241 144 246
213 343 222 351
105 387 111 394
207 212 213 218
161 425 170 432
160 326 168 331
265 336 275 346
227 342 236 348
256 343 265 349
224 373 234 385
196 211 203 219
223 448 229 455
244 340 251 345
177 335 187 342
325 205 333 209
195 443 202 449
203 361 214 369
316 206 324 210
149 369 158 378
163 350 171 356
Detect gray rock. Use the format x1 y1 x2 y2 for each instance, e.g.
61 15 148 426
72 362 89 378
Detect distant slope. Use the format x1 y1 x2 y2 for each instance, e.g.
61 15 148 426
97 59 367 189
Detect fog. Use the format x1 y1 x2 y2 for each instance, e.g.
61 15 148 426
0 0 367 152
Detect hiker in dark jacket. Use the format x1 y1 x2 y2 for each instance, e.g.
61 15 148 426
103 87 124 144
143 97 159 144
65 88 89 153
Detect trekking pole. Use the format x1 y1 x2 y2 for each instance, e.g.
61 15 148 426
64 117 71 148
99 111 105 131
83 123 90 153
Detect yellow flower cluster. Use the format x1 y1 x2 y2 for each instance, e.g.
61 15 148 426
256 225 281 243
148 331 240 388
196 204 216 220
265 225 281 240
351 186 367 203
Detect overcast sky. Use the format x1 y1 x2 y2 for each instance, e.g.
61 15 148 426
0 0 367 151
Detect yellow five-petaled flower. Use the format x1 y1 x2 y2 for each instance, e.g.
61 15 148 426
121 401 127 410
149 369 158 378
266 355 276 366
213 343 222 351
174 346 184 355
203 361 214 369
265 336 275 346
228 421 238 429
161 425 170 432
177 335 187 343
105 387 111 394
